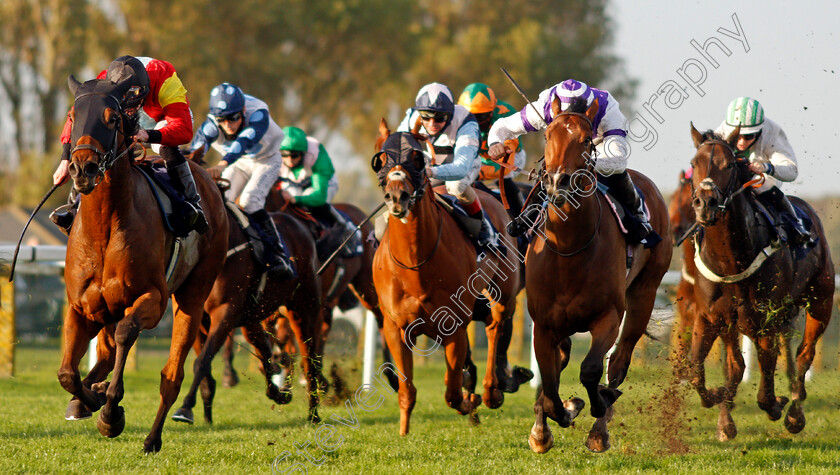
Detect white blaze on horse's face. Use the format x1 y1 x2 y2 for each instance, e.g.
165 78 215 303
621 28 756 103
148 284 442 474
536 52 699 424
387 169 407 182
384 167 413 220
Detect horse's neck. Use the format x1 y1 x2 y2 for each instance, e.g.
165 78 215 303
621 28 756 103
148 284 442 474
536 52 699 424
700 194 765 267
387 192 442 262
544 192 600 249
78 158 135 230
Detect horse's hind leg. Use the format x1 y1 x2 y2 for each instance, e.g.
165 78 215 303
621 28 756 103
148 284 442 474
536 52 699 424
786 293 832 434
242 319 292 406
286 308 325 424
222 332 240 388
58 308 106 420
381 316 416 435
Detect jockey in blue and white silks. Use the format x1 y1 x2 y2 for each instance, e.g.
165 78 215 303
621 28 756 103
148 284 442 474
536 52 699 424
488 79 654 242
191 82 294 278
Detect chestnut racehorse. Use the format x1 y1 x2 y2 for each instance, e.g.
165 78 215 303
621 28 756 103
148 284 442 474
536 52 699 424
372 119 521 435
58 76 228 452
687 125 833 441
669 170 698 377
171 205 323 424
526 97 672 453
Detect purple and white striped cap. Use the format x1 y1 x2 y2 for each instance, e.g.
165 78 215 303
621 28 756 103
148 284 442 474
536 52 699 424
555 79 593 109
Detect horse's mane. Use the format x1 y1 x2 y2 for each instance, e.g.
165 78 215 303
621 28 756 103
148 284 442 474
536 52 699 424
566 96 588 114
375 132 427 188
700 129 724 143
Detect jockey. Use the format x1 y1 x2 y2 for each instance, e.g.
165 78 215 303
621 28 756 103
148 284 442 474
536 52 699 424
397 82 496 248
51 55 208 235
190 82 295 278
714 97 811 246
488 79 654 241
457 82 527 218
275 126 361 254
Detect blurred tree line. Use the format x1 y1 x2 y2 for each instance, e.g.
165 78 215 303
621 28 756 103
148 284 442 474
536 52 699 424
0 0 635 211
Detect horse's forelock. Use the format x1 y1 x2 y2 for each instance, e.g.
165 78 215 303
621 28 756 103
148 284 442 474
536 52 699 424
566 96 588 114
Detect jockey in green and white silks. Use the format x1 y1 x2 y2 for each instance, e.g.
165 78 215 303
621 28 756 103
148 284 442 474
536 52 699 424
488 79 654 241
396 82 498 248
191 82 294 278
714 97 811 246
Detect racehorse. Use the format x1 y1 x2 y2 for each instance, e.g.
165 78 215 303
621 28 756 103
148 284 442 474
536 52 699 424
58 76 228 452
687 124 833 441
526 97 672 453
171 204 323 424
371 119 521 435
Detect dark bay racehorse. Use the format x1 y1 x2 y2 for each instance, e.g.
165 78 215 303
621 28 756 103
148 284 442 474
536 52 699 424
171 206 323 424
687 124 833 441
372 119 521 435
58 76 228 452
669 170 698 377
526 97 672 453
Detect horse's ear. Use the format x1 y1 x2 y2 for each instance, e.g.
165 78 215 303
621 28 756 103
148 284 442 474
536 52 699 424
411 150 426 173
724 124 740 148
678 169 688 184
68 75 82 95
371 152 386 173
379 118 390 140
550 96 562 117
690 122 704 149
585 97 600 124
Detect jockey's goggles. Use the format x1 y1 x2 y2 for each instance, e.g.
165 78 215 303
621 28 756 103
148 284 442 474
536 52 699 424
739 133 758 141
122 85 148 110
216 112 243 123
281 151 303 159
418 111 450 123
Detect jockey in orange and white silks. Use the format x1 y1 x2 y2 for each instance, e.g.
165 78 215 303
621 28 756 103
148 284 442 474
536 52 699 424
396 83 498 248
488 79 654 241
714 97 811 246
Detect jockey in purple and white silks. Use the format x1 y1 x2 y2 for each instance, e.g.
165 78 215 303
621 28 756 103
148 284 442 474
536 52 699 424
191 82 294 278
713 96 811 246
396 82 498 248
488 79 654 241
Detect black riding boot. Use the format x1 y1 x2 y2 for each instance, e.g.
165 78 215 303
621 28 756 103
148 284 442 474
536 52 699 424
252 209 296 279
49 187 80 236
603 171 653 241
468 208 497 249
161 146 208 235
502 177 525 220
506 184 544 237
761 186 812 247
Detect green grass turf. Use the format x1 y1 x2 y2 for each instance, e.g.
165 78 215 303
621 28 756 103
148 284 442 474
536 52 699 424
1 337 839 474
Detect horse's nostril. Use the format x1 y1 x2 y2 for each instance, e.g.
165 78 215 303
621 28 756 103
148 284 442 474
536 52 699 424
83 162 99 178
399 191 410 202
383 193 392 202
708 198 718 208
68 163 80 178
692 197 702 207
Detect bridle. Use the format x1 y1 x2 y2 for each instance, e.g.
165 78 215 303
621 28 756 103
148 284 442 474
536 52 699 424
70 92 138 186
691 139 764 216
539 111 598 194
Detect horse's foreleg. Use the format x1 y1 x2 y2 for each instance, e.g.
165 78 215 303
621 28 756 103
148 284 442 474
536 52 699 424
529 326 562 454
58 308 105 420
583 309 621 453
381 317 415 435
444 329 479 417
481 316 504 409
689 313 724 408
222 331 240 388
242 319 292 406
286 308 325 424
144 298 203 453
714 327 744 441
754 332 786 422
173 308 234 425
672 282 695 380
83 326 116 388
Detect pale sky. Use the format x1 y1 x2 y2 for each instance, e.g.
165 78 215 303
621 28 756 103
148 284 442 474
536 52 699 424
611 0 838 198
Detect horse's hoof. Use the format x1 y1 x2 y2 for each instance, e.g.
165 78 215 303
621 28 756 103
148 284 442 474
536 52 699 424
308 410 321 424
171 407 195 424
784 403 805 434
222 369 239 388
716 423 737 441
469 410 481 426
143 435 162 454
97 406 125 438
528 427 554 453
599 386 622 407
483 388 504 409
65 399 92 421
268 387 293 405
585 430 611 453
564 397 586 421
513 366 535 385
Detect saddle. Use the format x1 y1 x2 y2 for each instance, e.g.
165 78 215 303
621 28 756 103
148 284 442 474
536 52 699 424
223 201 273 270
432 192 507 256
134 161 195 238
596 182 662 249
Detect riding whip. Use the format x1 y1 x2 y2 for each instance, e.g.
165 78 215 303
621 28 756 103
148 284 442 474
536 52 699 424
7 183 61 281
500 67 547 127
316 201 386 275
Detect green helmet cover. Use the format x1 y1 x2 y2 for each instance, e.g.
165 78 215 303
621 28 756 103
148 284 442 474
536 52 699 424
280 126 308 152
726 97 764 134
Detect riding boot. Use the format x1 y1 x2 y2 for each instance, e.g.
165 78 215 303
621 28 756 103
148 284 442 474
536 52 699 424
161 146 209 235
502 177 525 220
49 188 80 236
328 206 362 257
605 170 653 241
507 183 543 237
468 208 498 249
761 187 813 247
252 209 296 279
